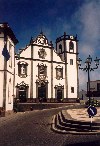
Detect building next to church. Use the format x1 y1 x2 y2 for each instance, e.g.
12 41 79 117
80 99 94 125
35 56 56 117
0 23 18 112
15 31 79 103
87 80 100 98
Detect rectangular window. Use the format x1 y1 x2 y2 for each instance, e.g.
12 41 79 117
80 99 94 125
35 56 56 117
71 87 74 93
70 59 73 65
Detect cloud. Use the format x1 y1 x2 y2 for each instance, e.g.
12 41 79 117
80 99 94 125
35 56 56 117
44 0 100 91
14 0 100 91
73 0 100 90
74 0 100 57
78 70 87 91
74 0 100 91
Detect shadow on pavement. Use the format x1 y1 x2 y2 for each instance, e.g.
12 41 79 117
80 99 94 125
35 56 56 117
63 140 100 146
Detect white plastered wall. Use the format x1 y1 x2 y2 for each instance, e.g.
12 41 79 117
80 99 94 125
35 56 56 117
15 58 31 98
14 45 31 99
0 72 3 107
66 40 77 98
6 72 14 111
0 33 4 107
53 62 65 99
33 45 52 98
6 37 15 111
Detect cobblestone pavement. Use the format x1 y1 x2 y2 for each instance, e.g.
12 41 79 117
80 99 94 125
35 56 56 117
0 105 100 146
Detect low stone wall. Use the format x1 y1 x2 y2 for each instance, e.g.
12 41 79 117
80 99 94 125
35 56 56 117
14 98 78 103
14 103 75 112
13 98 79 112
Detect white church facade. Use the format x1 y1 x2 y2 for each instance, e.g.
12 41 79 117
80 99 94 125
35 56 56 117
0 23 79 112
15 31 79 103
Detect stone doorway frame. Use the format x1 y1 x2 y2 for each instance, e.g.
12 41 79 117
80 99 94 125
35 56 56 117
36 80 48 102
16 81 29 102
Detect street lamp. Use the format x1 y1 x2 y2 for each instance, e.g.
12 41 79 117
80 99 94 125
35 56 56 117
77 55 99 105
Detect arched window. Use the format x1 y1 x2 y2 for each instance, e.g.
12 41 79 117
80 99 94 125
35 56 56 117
59 44 62 53
69 41 74 52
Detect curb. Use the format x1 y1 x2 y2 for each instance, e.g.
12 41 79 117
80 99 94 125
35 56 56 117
51 114 100 135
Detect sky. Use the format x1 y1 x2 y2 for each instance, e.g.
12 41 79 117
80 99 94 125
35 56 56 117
0 0 100 91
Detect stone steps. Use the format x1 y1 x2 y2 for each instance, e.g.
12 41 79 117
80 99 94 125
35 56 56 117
51 111 100 134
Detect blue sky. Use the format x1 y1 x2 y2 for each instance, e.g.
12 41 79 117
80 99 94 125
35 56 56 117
1 0 100 90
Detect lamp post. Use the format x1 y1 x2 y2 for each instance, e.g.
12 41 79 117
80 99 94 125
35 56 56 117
77 55 99 106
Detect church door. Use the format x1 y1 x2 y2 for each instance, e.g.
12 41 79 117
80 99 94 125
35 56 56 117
38 82 47 102
19 86 27 102
57 89 62 102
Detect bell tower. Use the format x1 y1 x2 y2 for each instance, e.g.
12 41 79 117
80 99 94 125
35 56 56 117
56 32 78 100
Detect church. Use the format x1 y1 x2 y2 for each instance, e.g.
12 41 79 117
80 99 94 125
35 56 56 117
0 23 79 112
15 29 79 103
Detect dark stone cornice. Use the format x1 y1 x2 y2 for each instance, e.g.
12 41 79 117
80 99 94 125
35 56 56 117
0 23 18 45
56 33 79 43
15 56 67 65
58 51 79 55
31 43 52 49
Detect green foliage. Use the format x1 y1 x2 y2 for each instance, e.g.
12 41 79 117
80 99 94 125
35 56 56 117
85 98 99 107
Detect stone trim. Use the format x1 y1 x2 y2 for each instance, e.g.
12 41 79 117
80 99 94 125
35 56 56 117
59 51 79 55
31 44 52 48
16 85 29 102
54 85 64 100
3 34 7 110
13 45 15 102
56 34 78 43
76 41 79 99
30 45 33 98
15 56 66 64
51 44 53 98
35 80 48 100
0 70 14 75
63 32 68 98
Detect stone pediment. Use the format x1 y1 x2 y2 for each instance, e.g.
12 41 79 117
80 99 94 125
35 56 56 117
31 32 50 46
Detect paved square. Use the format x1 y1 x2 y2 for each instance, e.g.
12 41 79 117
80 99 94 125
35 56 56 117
65 108 100 122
